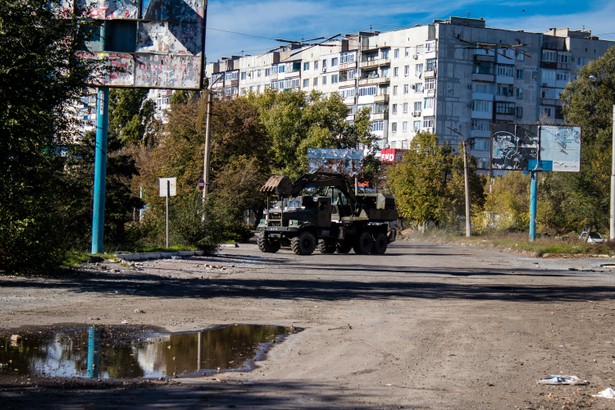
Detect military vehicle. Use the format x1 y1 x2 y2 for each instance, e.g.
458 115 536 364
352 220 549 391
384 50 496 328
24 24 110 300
256 172 398 255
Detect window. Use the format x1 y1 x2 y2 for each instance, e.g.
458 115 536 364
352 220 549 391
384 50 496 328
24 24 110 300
496 64 514 77
495 101 516 115
413 120 421 131
314 61 319 70
471 119 490 131
402 121 408 132
331 74 338 84
392 104 398 115
372 120 384 131
413 101 422 112
322 59 327 68
403 84 409 94
404 65 410 76
473 100 492 113
542 49 557 62
303 79 309 88
277 64 285 73
473 61 494 75
496 83 514 97
415 63 423 77
542 69 556 82
241 72 247 80
358 86 377 96
403 102 408 113
303 62 310 71
556 72 569 81
341 52 355 64
313 77 318 86
392 85 398 96
392 122 398 133
331 57 339 66
422 116 434 128
426 58 436 72
394 48 400 59
516 88 523 99
322 76 327 85
425 78 435 90
516 69 523 79
423 97 434 109
340 87 355 98
381 49 389 59
393 67 399 77
405 47 411 57
414 82 424 93
559 53 570 63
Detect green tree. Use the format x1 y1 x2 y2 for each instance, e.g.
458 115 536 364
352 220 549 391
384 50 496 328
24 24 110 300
387 132 477 229
550 45 615 232
0 0 91 272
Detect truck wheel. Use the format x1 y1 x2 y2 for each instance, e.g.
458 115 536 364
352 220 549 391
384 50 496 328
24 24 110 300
353 231 373 255
371 233 388 255
291 231 316 255
336 241 352 254
318 239 337 254
257 234 280 253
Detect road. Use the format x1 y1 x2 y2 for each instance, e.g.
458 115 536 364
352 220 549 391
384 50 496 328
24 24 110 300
2 239 615 409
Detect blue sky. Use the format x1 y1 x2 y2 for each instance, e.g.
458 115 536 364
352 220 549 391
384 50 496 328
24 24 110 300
204 0 615 61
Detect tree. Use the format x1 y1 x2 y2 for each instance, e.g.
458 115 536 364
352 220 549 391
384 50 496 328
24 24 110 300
0 0 91 272
386 132 479 229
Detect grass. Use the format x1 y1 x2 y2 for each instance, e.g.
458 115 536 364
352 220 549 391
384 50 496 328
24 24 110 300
407 230 615 257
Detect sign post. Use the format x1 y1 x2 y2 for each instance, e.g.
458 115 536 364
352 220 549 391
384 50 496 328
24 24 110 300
159 177 177 248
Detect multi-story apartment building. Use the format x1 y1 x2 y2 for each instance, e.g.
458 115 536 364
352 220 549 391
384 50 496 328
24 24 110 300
206 17 615 168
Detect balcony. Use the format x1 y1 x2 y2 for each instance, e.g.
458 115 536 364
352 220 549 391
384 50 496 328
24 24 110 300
374 93 390 103
359 58 390 69
358 76 390 86
371 111 389 121
472 73 494 82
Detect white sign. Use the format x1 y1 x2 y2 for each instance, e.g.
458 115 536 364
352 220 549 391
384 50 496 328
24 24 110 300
159 177 177 197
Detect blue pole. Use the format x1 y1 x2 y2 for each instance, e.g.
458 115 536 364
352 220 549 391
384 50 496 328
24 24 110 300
86 326 99 378
91 86 109 254
529 170 538 241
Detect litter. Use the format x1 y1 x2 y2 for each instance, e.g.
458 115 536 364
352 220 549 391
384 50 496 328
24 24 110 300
593 388 615 399
537 375 588 385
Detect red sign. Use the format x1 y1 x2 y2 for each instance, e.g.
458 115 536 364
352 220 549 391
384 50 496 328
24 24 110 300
198 178 205 191
379 149 407 164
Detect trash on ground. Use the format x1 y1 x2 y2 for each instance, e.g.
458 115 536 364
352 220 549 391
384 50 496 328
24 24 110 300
593 388 615 398
537 375 588 385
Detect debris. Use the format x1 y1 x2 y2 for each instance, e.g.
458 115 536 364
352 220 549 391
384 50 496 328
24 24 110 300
134 309 145 314
593 388 615 398
10 335 21 344
538 375 588 385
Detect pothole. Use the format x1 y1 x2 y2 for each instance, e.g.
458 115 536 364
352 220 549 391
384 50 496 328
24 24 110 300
0 324 300 379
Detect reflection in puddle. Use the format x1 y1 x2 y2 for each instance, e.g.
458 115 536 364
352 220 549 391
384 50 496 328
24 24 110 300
0 324 299 379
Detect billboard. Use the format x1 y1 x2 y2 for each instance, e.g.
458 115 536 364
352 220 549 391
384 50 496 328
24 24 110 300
379 148 407 164
307 149 364 176
62 0 206 89
491 124 581 172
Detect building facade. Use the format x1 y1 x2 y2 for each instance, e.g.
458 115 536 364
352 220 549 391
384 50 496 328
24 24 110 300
206 17 615 168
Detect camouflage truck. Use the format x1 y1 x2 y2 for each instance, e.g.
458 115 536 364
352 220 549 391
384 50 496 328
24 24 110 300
256 172 398 255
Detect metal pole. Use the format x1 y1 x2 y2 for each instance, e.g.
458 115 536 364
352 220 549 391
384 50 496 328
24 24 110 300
166 180 170 248
462 141 472 237
91 86 109 254
611 104 615 241
202 91 213 220
529 170 538 241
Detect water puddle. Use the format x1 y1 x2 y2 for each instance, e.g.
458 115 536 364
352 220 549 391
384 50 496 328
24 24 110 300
0 324 300 379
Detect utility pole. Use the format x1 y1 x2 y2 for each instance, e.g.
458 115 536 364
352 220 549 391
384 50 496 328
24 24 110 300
201 90 213 221
611 104 615 241
448 127 472 237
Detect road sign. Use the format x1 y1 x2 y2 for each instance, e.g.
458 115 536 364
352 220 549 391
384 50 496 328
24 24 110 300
198 178 205 191
159 177 177 197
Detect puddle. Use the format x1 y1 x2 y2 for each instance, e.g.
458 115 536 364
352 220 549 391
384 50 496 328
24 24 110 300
0 324 300 379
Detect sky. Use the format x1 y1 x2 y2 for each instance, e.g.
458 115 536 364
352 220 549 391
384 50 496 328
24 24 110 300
204 0 615 62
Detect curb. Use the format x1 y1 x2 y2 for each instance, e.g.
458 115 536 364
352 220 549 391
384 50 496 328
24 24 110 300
115 250 204 262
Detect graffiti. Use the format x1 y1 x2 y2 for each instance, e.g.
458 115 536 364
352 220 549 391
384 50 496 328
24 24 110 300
491 124 538 170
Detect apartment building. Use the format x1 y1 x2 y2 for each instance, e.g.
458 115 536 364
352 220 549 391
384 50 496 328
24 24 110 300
206 17 615 168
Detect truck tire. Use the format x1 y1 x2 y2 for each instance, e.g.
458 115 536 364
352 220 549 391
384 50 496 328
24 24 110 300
353 231 373 254
336 241 352 254
291 231 317 255
371 232 388 255
318 239 337 254
257 234 280 253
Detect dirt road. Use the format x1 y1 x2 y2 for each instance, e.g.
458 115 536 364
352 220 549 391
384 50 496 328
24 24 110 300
2 239 615 409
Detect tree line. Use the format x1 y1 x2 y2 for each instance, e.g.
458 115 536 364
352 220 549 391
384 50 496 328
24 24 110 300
1 0 614 273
